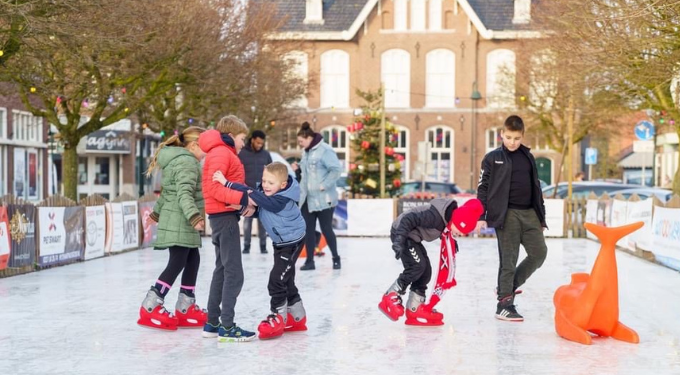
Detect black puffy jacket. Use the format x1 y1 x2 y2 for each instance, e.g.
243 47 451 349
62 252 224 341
239 143 273 189
476 144 546 229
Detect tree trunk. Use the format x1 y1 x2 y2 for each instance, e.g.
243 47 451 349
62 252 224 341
551 142 569 199
62 145 79 202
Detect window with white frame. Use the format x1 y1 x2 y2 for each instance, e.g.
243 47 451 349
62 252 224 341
12 110 43 143
0 108 6 139
382 49 410 108
321 126 349 171
411 0 426 30
486 49 516 108
393 125 410 180
426 126 454 183
283 51 309 108
320 50 350 109
426 49 456 107
0 147 5 196
13 147 42 200
429 0 442 30
283 127 302 151
486 127 501 153
394 0 407 31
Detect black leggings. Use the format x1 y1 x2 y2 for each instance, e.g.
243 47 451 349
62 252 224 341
301 202 338 264
157 246 200 288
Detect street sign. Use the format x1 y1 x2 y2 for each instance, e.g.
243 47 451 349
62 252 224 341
585 147 598 165
633 140 654 153
634 120 655 141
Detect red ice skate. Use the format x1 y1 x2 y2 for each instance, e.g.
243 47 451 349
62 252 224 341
138 288 178 331
284 301 308 332
378 292 405 321
175 292 207 328
405 304 444 326
258 314 285 339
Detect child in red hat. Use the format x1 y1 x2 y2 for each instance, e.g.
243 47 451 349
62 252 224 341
378 198 483 325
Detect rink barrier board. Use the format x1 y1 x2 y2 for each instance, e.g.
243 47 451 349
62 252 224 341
1 193 679 278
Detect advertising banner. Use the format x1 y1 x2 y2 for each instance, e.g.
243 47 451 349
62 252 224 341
0 206 11 270
37 207 85 267
610 199 629 248
584 200 599 240
138 202 158 248
544 199 565 238
626 199 653 251
7 204 36 267
650 206 680 269
84 205 106 260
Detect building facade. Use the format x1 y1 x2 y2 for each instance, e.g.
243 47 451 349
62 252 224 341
0 93 50 202
269 0 570 190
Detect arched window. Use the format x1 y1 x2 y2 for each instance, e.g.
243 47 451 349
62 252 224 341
429 0 442 30
393 125 410 180
394 0 407 31
426 126 454 182
486 49 516 108
426 49 455 108
381 49 410 108
283 51 308 108
320 50 350 109
321 125 349 171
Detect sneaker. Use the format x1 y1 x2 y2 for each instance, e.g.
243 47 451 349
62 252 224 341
495 305 524 322
332 257 341 270
300 263 315 271
202 322 220 338
218 324 256 342
242 245 250 254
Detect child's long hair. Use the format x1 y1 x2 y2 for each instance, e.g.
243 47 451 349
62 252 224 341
146 126 205 177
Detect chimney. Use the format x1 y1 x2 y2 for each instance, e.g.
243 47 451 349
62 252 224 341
304 0 324 25
513 0 531 24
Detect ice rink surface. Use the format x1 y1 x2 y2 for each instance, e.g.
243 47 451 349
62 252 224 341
1 237 679 375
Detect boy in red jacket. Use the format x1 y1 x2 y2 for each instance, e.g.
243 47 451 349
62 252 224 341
198 115 256 342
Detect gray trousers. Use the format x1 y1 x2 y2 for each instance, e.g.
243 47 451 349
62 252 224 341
243 216 266 249
495 209 548 299
207 215 243 327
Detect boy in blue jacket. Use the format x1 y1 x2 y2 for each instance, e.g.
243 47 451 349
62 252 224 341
213 162 307 340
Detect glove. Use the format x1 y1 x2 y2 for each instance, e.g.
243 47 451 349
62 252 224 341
392 235 407 260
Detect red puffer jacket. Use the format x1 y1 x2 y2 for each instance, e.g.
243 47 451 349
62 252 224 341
199 129 246 215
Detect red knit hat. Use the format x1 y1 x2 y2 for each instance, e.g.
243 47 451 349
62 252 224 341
449 198 484 235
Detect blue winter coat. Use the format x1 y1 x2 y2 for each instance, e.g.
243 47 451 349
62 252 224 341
299 141 342 212
223 176 305 246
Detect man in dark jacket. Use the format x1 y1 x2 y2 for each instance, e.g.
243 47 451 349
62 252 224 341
239 130 273 254
475 115 548 322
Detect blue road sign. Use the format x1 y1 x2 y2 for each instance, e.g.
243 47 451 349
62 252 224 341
634 121 655 141
585 148 598 165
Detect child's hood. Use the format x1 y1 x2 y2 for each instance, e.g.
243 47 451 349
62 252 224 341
272 175 300 202
157 146 195 169
199 129 235 154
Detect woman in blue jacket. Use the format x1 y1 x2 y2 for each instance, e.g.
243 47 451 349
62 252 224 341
295 122 342 271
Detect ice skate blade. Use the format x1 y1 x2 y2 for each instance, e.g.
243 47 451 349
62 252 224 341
404 318 444 326
137 319 178 331
495 315 524 322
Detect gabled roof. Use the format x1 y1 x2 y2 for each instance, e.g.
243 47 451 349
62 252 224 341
266 0 541 41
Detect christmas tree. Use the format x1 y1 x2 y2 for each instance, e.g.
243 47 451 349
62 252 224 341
347 89 403 197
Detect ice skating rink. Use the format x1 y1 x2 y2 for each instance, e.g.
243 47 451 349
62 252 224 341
1 237 679 375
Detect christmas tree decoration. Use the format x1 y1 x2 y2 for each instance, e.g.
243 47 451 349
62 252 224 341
365 178 377 188
107 96 114 104
29 87 37 93
121 87 127 94
124 107 129 113
347 89 403 197
0 50 4 57
393 178 402 188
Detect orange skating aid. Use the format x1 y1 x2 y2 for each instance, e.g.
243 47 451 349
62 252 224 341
553 222 643 345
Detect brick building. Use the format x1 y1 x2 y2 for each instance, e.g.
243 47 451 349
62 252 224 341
267 0 572 190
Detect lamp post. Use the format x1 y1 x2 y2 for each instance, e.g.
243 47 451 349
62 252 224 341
469 82 482 191
138 123 146 197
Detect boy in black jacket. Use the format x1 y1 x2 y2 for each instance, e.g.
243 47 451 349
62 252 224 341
475 115 548 322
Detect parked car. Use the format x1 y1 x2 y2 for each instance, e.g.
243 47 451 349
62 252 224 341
542 182 639 199
398 181 464 196
613 187 673 202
